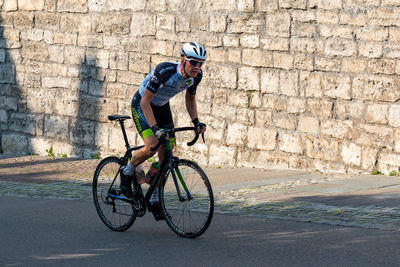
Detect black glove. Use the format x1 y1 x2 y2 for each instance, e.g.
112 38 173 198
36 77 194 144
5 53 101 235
151 125 166 139
192 118 206 132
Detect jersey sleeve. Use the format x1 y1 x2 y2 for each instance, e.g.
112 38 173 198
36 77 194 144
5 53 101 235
187 70 203 95
146 62 177 94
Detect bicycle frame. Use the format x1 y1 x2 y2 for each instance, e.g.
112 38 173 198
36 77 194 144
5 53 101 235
107 121 197 211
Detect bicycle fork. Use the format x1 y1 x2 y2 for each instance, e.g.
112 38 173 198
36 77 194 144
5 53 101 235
169 162 193 201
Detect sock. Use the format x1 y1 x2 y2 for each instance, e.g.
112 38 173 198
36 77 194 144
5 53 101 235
123 162 134 176
150 187 159 204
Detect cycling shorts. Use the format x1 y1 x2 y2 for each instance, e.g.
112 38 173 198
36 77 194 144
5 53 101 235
131 91 175 144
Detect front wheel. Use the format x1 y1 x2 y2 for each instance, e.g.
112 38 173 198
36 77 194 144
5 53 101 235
92 156 136 231
160 159 214 238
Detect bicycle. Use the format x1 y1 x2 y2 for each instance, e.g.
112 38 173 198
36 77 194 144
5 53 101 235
92 114 214 238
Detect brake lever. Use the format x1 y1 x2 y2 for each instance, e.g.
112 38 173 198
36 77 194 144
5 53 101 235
201 133 205 143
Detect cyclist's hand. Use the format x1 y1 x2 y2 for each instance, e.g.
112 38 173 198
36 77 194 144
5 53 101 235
151 125 166 139
192 118 206 134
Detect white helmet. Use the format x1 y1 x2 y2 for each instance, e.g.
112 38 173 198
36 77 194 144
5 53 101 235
180 42 207 61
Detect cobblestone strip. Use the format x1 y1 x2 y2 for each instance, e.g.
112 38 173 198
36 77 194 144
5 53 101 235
2 180 400 231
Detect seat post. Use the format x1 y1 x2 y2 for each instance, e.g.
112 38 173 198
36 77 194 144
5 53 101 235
118 120 130 149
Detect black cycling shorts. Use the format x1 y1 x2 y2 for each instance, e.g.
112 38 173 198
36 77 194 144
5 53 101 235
131 90 175 142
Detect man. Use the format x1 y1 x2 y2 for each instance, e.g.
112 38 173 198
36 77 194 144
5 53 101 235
120 42 207 217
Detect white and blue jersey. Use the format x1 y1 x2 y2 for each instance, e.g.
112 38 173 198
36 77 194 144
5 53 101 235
138 62 202 106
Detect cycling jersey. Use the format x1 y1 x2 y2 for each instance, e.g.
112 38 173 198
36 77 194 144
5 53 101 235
138 62 202 106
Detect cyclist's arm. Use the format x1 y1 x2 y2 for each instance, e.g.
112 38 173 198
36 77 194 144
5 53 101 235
141 89 157 128
185 91 198 121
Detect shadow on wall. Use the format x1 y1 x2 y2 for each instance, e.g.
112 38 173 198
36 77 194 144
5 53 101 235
73 56 104 158
0 13 33 156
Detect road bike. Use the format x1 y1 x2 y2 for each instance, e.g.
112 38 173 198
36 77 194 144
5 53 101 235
92 115 214 238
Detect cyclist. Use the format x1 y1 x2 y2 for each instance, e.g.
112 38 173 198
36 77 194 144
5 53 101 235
120 42 207 219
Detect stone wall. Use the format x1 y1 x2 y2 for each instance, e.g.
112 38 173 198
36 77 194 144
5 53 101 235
1 0 400 174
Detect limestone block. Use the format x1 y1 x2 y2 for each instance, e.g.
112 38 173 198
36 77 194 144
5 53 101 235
88 0 106 11
247 127 277 150
389 105 400 127
208 48 228 63
304 72 322 97
0 109 7 123
368 59 396 75
70 118 96 146
1 133 28 154
262 95 287 111
53 90 79 116
361 147 378 170
294 53 314 71
292 10 316 22
48 45 64 63
209 145 236 167
315 56 340 72
321 119 352 138
53 33 78 45
117 71 144 86
9 113 43 136
238 0 254 11
156 14 175 31
204 63 237 89
260 37 289 51
77 34 103 48
279 0 306 9
325 38 357 57
94 14 131 35
202 115 226 142
290 38 316 53
292 22 317 38
176 16 190 33
211 104 236 120
287 98 306 114
378 150 400 174
273 113 296 130
316 10 339 24
319 24 354 39
78 96 118 122
227 14 264 34
356 26 389 41
266 11 291 38
342 142 361 166
280 71 298 96
366 104 389 124
249 92 262 108
42 76 71 89
335 100 365 120
278 132 303 154
210 15 226 33
242 49 274 67
313 160 346 173
256 110 273 128
13 12 34 29
368 8 400 27
131 13 156 37
226 123 248 145
57 0 87 13
109 52 128 71
240 35 259 48
129 52 150 74
176 143 209 166
298 115 319 134
306 137 339 161
395 130 400 153
274 52 293 70
238 66 259 91
342 0 380 8
322 74 351 100
21 42 48 62
352 74 399 102
151 40 174 56
261 69 279 94
341 58 366 72
228 91 248 107
107 0 145 11
340 11 368 26
88 79 106 97
204 0 237 11
223 35 239 47
316 0 342 10
236 107 255 125
26 88 53 114
255 0 278 11
35 12 59 31
44 115 70 140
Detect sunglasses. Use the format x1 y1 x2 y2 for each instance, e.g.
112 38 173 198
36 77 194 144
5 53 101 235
185 58 204 67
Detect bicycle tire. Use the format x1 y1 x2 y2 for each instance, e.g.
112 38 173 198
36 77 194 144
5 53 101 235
92 156 136 231
159 159 214 238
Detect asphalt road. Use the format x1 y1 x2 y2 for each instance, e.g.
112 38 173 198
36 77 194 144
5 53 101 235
1 196 400 267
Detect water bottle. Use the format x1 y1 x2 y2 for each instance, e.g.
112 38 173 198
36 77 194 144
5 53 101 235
135 165 146 185
145 161 160 184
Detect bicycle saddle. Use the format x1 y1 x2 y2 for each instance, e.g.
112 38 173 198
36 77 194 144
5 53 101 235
108 115 131 121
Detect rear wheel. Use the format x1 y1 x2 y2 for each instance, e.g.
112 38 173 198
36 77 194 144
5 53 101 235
92 156 136 231
160 159 214 238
